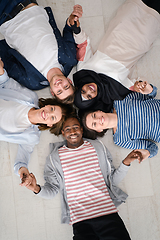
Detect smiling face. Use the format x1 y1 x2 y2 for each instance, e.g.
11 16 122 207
86 111 107 132
62 118 84 149
50 74 74 100
81 83 97 100
36 105 62 127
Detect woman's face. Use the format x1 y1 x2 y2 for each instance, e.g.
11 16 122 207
36 105 62 127
86 110 107 132
81 83 97 100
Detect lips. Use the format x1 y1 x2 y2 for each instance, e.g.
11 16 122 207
101 116 105 125
70 135 78 139
88 84 95 92
54 79 62 86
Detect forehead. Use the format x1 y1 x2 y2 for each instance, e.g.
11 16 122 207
86 114 92 128
57 87 74 100
63 118 81 128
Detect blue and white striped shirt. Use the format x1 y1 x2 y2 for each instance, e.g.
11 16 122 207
113 86 159 158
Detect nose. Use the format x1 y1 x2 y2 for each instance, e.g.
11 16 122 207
70 128 76 134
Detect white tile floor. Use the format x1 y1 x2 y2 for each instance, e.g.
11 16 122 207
0 0 160 239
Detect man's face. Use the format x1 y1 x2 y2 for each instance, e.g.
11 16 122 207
50 74 74 100
62 118 84 149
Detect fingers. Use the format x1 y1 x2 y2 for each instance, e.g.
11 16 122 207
20 173 34 187
129 150 143 163
72 4 83 18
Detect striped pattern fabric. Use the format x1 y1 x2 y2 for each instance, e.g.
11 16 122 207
113 91 160 158
58 141 117 225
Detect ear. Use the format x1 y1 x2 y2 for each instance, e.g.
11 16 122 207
50 88 55 96
97 129 103 132
67 78 73 85
61 129 65 137
47 124 53 127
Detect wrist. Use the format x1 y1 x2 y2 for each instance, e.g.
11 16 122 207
18 167 26 175
122 159 131 166
33 184 41 194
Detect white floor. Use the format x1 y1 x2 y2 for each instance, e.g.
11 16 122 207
0 0 160 239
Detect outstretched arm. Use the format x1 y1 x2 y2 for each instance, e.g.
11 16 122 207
122 149 150 165
24 154 61 199
67 4 83 30
114 139 157 158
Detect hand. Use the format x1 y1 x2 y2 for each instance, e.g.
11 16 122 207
22 173 41 193
134 80 153 94
0 58 4 75
24 173 40 193
19 167 30 185
134 149 150 161
123 149 149 166
67 5 83 27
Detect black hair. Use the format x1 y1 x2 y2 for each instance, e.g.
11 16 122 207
81 110 108 140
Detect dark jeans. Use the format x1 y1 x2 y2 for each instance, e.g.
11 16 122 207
0 0 36 25
0 1 77 89
73 213 131 240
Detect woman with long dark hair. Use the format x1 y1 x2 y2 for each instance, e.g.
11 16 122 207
81 84 159 160
0 59 73 181
73 0 160 112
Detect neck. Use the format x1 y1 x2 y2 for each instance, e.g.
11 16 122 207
104 112 117 129
67 138 84 149
28 108 38 125
47 68 63 83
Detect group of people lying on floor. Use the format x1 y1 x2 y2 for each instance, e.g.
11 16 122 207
0 0 160 239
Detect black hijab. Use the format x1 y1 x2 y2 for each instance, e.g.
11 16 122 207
73 69 132 112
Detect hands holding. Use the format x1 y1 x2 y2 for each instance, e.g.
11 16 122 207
0 58 4 75
134 80 153 94
67 5 83 33
123 149 150 166
19 167 40 193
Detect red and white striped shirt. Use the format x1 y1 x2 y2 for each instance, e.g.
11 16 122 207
58 141 117 225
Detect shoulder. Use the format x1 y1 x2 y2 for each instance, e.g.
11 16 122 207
49 140 67 154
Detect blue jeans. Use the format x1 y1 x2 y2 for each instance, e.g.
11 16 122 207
0 0 30 25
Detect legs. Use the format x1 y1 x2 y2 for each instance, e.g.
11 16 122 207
0 0 23 25
73 213 131 240
46 7 77 77
98 0 160 72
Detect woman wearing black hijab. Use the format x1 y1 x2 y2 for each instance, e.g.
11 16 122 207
73 0 160 112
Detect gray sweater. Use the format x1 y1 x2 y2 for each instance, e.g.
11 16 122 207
38 138 130 224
